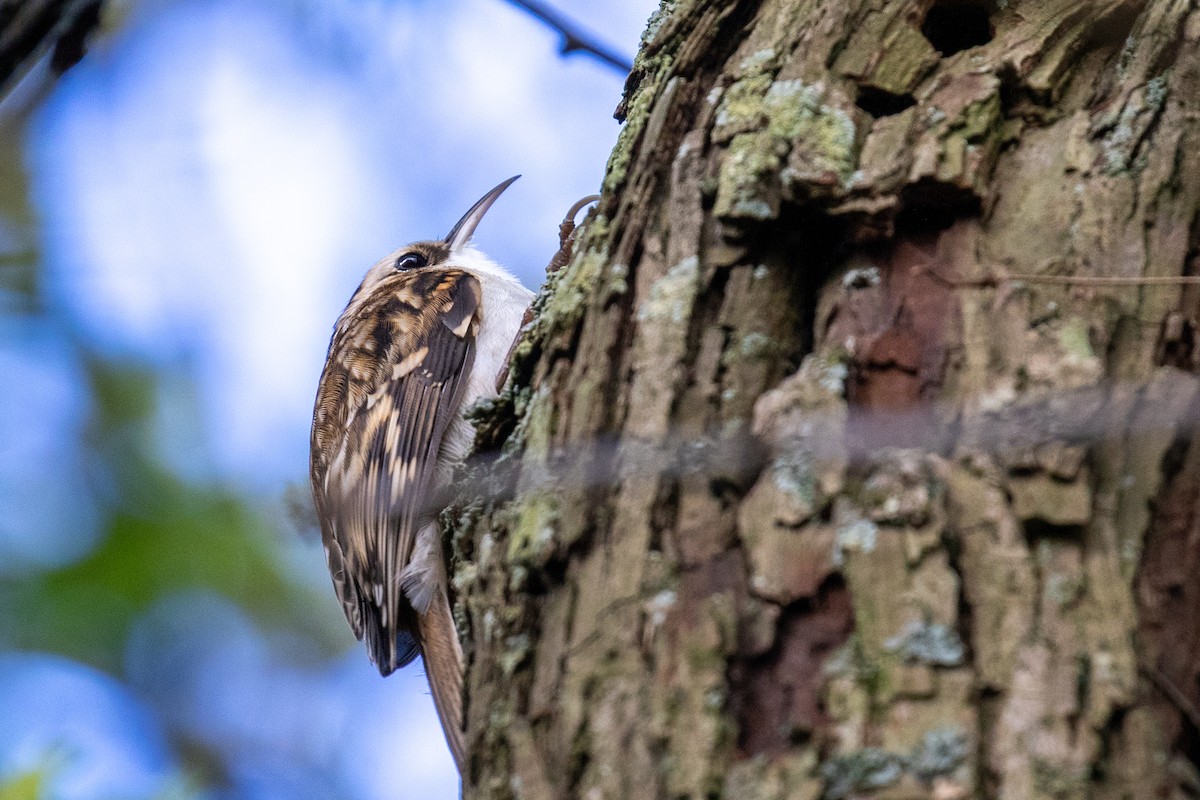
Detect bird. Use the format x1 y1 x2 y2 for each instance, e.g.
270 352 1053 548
309 176 533 772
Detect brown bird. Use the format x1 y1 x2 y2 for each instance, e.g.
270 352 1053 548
309 177 532 771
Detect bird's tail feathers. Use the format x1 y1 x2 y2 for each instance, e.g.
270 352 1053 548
419 591 466 772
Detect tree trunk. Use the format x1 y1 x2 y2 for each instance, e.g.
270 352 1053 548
453 1 1200 798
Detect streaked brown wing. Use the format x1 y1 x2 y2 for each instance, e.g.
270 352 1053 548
310 269 481 673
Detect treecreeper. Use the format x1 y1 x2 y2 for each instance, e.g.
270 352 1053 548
309 176 532 772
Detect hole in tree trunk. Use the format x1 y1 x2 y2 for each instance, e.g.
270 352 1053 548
921 0 994 56
894 180 983 236
1021 519 1086 543
855 85 917 118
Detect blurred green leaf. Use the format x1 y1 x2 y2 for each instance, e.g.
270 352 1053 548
0 768 43 800
0 118 40 309
2 357 347 673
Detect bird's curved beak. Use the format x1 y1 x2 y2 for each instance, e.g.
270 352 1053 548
444 175 520 253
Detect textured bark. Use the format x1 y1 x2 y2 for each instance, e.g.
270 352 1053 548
453 1 1200 798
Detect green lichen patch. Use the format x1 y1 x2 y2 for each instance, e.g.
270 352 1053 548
884 620 966 667
952 89 1003 143
714 73 774 143
640 0 682 49
821 749 904 800
737 47 780 78
823 635 883 692
499 632 533 677
714 77 860 221
637 255 701 325
714 132 786 221
774 85 858 185
608 31 676 194
820 727 970 799
764 80 821 138
1098 70 1171 175
905 74 1006 194
907 727 971 783
501 383 553 464
525 243 610 366
770 453 821 518
1055 315 1094 362
833 512 879 567
605 260 630 300
507 492 560 567
723 329 792 369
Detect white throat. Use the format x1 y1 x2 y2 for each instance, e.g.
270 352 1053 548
438 245 534 468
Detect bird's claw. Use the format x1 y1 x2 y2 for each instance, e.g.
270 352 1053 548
547 193 600 274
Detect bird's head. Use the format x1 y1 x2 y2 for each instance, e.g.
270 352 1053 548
349 175 520 302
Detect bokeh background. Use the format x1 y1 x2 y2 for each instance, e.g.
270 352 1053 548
0 1 653 797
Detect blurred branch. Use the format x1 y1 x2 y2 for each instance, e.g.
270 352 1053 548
0 0 103 98
499 0 633 75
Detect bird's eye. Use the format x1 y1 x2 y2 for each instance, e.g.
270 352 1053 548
394 252 427 271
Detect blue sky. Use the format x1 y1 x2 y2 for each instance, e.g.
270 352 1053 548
30 0 652 488
4 0 656 797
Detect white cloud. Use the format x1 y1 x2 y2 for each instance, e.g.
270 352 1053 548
32 0 656 488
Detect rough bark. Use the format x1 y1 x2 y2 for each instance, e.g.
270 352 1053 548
452 1 1200 798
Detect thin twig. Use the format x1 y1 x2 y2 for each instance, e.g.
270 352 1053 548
0 0 104 97
918 266 1200 289
1008 273 1200 286
499 0 634 74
